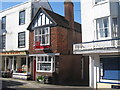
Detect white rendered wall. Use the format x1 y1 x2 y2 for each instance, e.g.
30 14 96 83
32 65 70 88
81 0 119 42
0 1 52 51
81 0 95 42
0 2 31 51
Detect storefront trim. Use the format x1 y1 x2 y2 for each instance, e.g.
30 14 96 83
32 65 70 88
0 51 27 56
29 53 60 56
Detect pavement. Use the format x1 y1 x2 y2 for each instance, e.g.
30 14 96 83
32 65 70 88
0 77 94 90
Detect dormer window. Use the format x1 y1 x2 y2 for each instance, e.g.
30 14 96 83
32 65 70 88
34 27 50 48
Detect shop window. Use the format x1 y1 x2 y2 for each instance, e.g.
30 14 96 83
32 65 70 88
36 56 55 72
100 57 120 81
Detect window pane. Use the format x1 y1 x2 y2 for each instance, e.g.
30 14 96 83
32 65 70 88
96 17 109 38
40 63 51 71
2 16 6 29
100 29 104 37
103 18 108 27
38 29 41 34
41 56 44 61
38 57 40 61
45 56 47 61
112 18 117 37
45 28 48 33
19 10 25 25
35 29 37 35
97 19 102 28
39 36 41 42
42 29 45 34
37 63 39 70
34 27 50 46
42 35 45 44
2 35 6 49
46 34 49 44
105 28 108 37
18 32 25 48
48 56 51 62
35 36 37 41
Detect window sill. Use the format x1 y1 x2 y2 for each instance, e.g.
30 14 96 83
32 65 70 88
19 23 25 25
36 70 54 73
93 1 108 7
34 48 50 50
18 46 25 48
97 37 112 40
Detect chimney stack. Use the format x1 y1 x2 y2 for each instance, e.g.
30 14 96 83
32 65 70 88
64 0 74 54
64 0 74 30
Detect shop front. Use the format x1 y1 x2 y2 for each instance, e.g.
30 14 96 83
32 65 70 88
29 53 59 83
0 51 32 80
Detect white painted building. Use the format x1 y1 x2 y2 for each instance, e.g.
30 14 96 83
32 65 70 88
73 0 120 89
0 0 52 79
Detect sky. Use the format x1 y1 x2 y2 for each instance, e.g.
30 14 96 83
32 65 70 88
0 0 81 23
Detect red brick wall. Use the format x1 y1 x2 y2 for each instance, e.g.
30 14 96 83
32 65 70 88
29 27 58 54
29 26 85 84
29 26 81 54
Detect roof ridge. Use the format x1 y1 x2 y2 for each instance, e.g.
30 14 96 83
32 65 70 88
42 7 68 20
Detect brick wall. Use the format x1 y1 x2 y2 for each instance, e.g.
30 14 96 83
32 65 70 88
29 26 81 54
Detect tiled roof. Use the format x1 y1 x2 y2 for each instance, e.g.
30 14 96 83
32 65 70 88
43 8 81 33
27 7 81 33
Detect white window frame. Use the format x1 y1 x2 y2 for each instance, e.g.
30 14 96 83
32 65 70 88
112 17 118 38
96 17 110 39
2 35 6 49
18 32 25 48
1 16 6 30
36 55 55 73
19 10 25 25
34 27 50 46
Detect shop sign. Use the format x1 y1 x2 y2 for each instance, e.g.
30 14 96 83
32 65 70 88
0 52 26 56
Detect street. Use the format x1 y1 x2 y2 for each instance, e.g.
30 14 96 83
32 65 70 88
0 78 94 90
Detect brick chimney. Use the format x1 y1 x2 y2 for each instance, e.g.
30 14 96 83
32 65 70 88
64 0 74 54
64 0 74 30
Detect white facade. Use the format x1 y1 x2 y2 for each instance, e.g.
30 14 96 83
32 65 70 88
0 0 52 51
81 0 119 42
74 0 120 89
0 0 52 79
